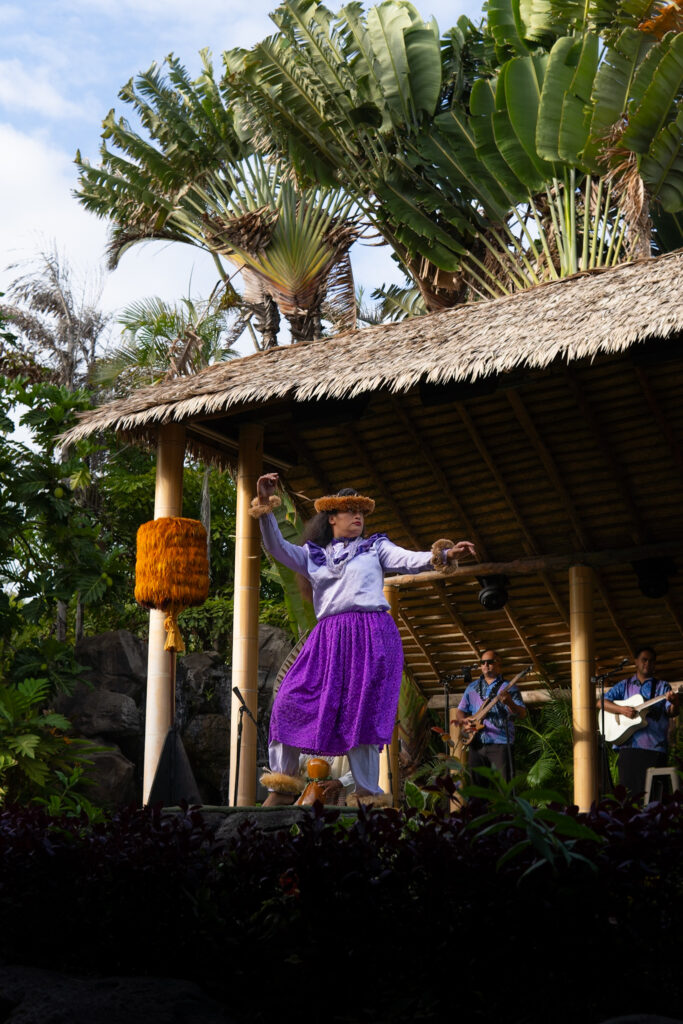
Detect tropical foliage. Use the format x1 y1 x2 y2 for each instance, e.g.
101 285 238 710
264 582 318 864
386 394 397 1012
225 0 683 305
96 294 241 394
1 795 681 1022
1 248 110 389
75 57 363 346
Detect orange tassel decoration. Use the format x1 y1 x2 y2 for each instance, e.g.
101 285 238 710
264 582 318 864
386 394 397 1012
134 517 209 653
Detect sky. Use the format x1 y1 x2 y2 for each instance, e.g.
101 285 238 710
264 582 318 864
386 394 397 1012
0 0 483 356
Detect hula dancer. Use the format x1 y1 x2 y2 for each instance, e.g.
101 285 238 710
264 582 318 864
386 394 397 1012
250 473 475 807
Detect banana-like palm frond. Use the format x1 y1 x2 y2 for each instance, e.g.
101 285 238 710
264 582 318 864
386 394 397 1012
96 294 238 395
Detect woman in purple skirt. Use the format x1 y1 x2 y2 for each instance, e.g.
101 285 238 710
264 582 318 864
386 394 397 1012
250 472 475 806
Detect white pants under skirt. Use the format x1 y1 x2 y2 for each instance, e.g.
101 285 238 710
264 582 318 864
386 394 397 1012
269 741 381 795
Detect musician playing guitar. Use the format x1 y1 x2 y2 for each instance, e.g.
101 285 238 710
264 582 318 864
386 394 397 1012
598 645 679 798
452 650 527 782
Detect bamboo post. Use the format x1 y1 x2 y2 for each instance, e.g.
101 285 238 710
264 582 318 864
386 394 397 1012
449 712 466 812
142 423 186 804
569 565 598 811
381 585 401 806
229 423 263 806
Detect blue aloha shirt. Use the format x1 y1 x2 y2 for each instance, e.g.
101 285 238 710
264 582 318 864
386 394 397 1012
458 675 526 745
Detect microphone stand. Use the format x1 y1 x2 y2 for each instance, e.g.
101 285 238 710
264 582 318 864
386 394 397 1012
440 667 473 735
232 686 259 807
592 658 629 798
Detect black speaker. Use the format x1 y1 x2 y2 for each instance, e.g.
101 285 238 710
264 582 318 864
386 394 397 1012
632 558 675 599
476 574 509 611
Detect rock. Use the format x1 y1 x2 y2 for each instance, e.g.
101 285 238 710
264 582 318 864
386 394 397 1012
82 745 136 808
175 653 232 726
64 690 141 739
256 624 295 696
75 630 147 700
181 715 230 796
0 964 233 1024
214 805 357 843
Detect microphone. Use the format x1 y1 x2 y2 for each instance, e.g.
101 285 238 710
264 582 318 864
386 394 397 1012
590 657 629 683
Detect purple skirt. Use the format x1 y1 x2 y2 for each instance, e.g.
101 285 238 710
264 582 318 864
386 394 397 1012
269 610 403 756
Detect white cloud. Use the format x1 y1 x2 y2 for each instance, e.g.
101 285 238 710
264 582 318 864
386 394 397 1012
0 59 85 119
0 124 225 323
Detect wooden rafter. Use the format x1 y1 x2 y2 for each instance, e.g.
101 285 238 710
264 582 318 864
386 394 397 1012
385 400 550 676
565 368 683 647
388 397 485 551
454 399 569 626
398 609 442 680
634 365 683 480
430 580 481 659
506 388 636 659
382 540 683 586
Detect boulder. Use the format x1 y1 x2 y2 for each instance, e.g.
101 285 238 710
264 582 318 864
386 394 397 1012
82 745 136 808
0 964 233 1024
256 624 295 696
181 714 230 796
64 690 141 740
75 630 147 700
176 653 232 725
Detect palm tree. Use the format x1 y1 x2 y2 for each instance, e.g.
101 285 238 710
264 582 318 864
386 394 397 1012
96 292 241 395
75 56 361 346
1 248 110 389
95 289 243 566
1 248 111 640
225 0 683 307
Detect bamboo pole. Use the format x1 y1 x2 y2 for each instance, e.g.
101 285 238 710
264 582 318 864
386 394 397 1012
569 565 598 811
381 584 401 806
229 423 263 806
142 423 186 804
448 703 467 812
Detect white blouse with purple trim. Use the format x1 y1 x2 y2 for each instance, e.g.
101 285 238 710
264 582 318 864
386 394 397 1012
259 513 435 621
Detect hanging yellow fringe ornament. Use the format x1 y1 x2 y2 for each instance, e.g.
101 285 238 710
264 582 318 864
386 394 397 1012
134 517 209 653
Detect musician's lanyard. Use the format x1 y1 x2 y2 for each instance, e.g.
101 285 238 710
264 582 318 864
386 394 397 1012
477 676 503 701
641 677 661 717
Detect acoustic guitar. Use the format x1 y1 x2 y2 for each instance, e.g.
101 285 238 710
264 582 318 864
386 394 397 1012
458 666 532 747
599 686 680 745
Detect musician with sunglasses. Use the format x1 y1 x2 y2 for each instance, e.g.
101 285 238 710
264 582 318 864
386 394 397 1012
453 650 527 782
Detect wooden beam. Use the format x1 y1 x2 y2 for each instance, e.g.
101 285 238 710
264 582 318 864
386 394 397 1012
634 365 683 480
229 423 263 806
429 580 481 659
502 606 546 679
507 389 590 547
143 423 186 804
398 609 442 681
507 388 635 658
383 539 683 587
570 565 598 811
563 370 643 543
347 425 422 548
388 396 486 552
629 368 683 644
385 400 551 675
287 426 336 497
454 400 569 626
381 584 401 807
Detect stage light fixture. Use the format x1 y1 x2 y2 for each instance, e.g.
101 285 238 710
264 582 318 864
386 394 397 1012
632 557 675 599
476 574 509 611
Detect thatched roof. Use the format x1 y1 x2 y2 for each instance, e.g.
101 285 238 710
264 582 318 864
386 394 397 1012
64 250 683 447
63 249 683 700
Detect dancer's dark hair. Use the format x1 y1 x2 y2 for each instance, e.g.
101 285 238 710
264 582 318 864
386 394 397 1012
300 489 364 548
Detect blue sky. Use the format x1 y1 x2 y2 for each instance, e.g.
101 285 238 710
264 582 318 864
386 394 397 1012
0 0 482 353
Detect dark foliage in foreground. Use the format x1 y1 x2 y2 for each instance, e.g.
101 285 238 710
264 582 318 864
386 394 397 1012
0 793 681 1024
